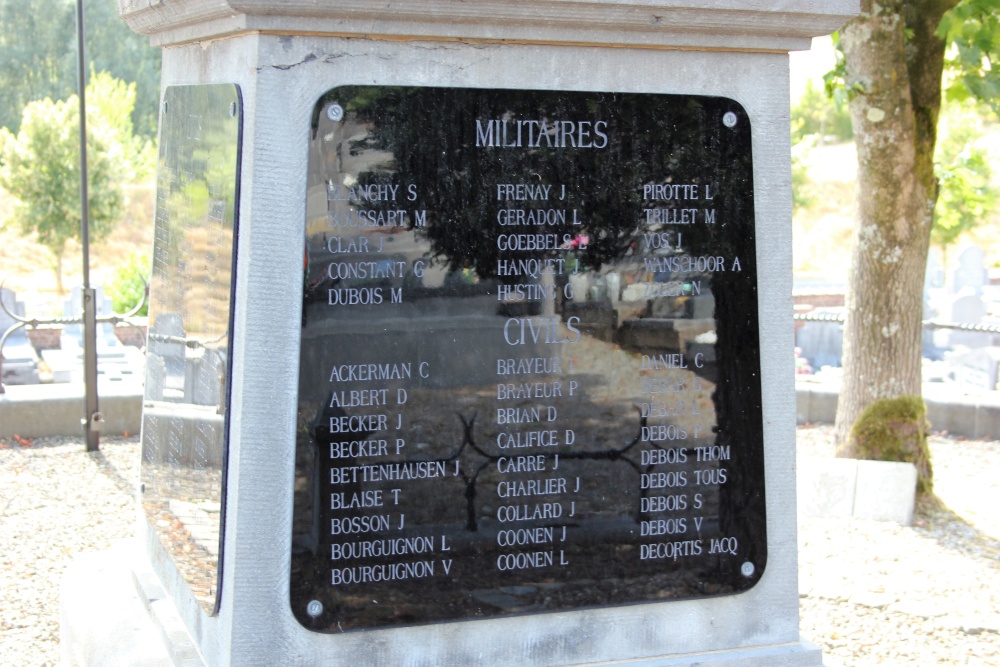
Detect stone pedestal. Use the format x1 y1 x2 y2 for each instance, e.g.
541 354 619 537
62 2 856 665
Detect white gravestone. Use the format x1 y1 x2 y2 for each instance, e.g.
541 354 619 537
947 288 988 350
952 245 987 295
0 287 40 385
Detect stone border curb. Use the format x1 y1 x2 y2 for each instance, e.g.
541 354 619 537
797 458 918 525
796 380 1000 440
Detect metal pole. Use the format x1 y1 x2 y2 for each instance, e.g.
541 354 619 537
76 0 100 452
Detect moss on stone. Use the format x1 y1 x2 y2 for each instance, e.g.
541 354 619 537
849 395 933 494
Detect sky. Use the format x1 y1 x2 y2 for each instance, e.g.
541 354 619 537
789 36 837 103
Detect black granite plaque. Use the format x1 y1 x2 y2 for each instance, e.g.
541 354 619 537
291 87 764 631
141 84 242 615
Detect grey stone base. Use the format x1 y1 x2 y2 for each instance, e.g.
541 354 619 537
61 540 204 667
798 458 918 525
62 542 824 667
579 642 824 666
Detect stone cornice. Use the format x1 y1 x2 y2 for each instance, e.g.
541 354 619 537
118 0 857 51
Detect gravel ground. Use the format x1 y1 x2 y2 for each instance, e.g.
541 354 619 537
797 425 1000 666
1 427 998 666
0 436 139 667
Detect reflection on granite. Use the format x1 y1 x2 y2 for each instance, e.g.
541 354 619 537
140 84 242 615
292 87 766 631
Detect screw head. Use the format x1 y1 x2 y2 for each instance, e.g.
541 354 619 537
327 104 344 122
229 102 237 117
723 112 738 128
306 600 323 618
740 561 755 577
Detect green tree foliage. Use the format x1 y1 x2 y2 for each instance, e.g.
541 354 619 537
0 73 137 292
86 70 155 178
0 0 160 137
940 0 1000 114
0 0 75 133
791 79 854 144
80 0 161 138
932 102 996 256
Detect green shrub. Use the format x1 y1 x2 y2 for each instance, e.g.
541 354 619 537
107 251 150 317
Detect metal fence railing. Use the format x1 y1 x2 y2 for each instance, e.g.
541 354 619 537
794 311 1000 335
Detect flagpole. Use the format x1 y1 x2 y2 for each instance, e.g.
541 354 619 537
76 0 100 452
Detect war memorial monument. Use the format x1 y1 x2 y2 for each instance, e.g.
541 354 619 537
61 1 859 664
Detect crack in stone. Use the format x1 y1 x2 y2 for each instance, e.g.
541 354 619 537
272 52 318 70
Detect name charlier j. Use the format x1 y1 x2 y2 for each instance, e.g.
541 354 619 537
475 118 609 149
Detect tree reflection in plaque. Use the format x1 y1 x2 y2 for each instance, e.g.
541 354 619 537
141 84 242 615
292 87 764 630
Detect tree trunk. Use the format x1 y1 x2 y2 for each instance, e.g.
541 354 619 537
833 0 946 452
905 0 957 200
